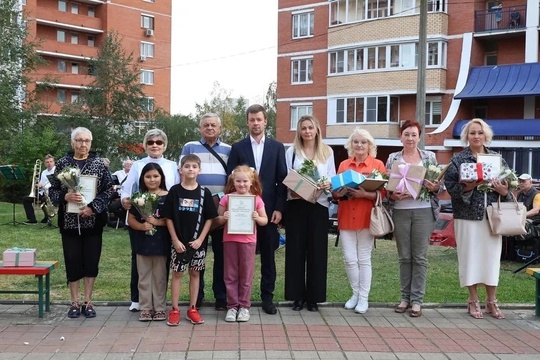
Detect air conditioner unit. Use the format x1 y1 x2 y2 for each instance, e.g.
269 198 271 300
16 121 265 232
139 55 147 62
145 29 154 37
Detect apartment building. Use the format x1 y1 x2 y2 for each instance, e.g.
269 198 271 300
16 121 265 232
277 0 540 178
22 0 171 115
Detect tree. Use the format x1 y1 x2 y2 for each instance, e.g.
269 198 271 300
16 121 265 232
58 31 148 160
263 81 277 138
152 111 200 161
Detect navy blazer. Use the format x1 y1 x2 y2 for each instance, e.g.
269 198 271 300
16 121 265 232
227 137 288 215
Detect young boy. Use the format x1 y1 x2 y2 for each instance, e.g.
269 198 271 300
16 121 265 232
162 154 217 325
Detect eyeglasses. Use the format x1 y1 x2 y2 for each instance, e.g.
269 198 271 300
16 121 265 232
146 140 164 146
74 139 92 144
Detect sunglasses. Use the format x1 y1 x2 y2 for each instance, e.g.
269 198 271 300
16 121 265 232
146 140 164 146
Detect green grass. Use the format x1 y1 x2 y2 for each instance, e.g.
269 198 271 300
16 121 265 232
0 202 535 304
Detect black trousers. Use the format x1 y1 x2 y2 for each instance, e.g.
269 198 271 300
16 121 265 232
197 227 226 304
62 231 103 282
284 200 329 303
258 221 280 303
23 195 46 222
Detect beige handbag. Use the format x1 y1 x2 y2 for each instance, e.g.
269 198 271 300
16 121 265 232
486 193 527 236
369 190 394 237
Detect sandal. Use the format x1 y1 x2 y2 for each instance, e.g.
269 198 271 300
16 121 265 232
467 299 483 319
153 311 166 321
139 311 153 322
485 300 505 319
67 302 81 318
83 302 96 318
410 304 422 318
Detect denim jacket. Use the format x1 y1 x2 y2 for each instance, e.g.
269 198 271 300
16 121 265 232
385 149 442 220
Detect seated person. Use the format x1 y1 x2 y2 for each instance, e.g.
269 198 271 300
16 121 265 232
23 155 55 224
516 173 540 241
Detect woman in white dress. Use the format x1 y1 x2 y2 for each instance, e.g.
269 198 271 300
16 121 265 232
444 118 510 319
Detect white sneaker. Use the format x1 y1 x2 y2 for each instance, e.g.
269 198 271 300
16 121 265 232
225 308 237 322
129 302 140 312
344 294 359 310
354 298 369 314
237 307 250 322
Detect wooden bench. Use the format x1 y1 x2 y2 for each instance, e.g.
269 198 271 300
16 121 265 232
0 261 59 318
526 267 540 316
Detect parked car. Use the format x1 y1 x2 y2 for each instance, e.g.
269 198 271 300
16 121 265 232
430 202 456 247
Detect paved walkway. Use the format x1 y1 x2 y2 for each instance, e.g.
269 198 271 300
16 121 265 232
0 302 539 359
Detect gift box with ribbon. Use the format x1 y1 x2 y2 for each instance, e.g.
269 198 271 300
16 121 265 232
459 162 497 182
330 170 366 191
387 162 426 200
2 248 36 267
283 169 323 203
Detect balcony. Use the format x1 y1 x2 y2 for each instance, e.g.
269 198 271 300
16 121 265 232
475 5 526 33
36 6 103 33
38 39 99 59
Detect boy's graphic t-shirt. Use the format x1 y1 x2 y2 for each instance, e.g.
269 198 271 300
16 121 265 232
162 184 217 245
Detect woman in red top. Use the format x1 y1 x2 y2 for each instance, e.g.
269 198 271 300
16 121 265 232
332 128 386 314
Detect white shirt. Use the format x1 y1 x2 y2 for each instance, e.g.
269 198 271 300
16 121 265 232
39 166 55 195
250 135 265 171
120 156 179 200
112 169 128 185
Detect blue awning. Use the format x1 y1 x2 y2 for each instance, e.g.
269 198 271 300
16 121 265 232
454 63 540 99
452 119 540 137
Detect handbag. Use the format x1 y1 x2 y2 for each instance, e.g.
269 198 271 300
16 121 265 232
486 193 527 236
369 190 394 237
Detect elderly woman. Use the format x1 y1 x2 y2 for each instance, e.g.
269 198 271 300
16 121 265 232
121 129 180 312
284 115 335 312
49 127 113 318
445 118 509 319
386 120 442 318
332 128 386 314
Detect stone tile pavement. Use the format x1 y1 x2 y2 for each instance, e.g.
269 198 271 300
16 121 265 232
0 302 539 359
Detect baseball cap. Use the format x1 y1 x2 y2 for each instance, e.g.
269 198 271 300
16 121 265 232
518 173 532 180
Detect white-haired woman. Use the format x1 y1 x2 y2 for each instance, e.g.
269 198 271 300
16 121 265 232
49 127 113 318
284 115 335 312
445 118 510 319
121 128 180 312
332 128 386 314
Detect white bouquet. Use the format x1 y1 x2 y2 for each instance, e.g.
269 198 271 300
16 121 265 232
131 192 160 235
57 167 87 209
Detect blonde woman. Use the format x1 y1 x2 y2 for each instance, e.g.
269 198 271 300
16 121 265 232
284 115 336 312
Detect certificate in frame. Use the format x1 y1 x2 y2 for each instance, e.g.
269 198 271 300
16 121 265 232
66 175 97 213
227 194 255 235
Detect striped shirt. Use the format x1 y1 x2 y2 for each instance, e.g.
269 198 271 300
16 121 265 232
180 138 231 194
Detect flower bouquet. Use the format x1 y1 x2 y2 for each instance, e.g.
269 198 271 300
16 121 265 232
131 192 160 235
418 161 444 201
368 169 389 180
57 167 87 209
477 168 519 193
298 159 330 193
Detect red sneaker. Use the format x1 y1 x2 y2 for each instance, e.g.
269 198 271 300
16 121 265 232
167 308 180 326
186 305 204 324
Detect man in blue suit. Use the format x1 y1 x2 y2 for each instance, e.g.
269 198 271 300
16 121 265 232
227 104 287 314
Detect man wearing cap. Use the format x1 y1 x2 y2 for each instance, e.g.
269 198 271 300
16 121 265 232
517 173 540 225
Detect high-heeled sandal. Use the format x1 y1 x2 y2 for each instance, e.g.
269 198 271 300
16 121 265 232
467 299 483 319
485 300 505 319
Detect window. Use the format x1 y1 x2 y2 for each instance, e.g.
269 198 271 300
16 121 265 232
292 11 314 38
427 0 446 12
87 35 95 47
291 58 313 83
57 30 66 42
335 96 399 123
425 99 442 125
71 62 79 74
57 60 66 73
58 0 67 12
21 0 27 5
71 33 78 44
140 70 154 85
57 89 66 103
71 92 79 104
140 42 154 57
71 3 79 14
88 6 95 17
141 97 154 112
141 15 154 29
290 104 313 129
485 51 497 65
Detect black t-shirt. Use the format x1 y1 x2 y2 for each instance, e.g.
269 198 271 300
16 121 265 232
162 184 217 245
